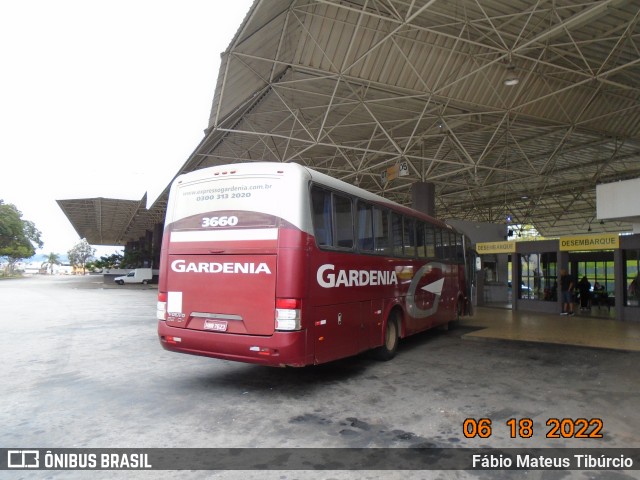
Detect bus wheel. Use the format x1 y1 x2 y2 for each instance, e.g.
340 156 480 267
373 313 399 361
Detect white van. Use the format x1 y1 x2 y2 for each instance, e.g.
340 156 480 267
114 268 153 285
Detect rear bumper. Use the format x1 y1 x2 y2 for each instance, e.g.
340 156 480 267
158 321 310 367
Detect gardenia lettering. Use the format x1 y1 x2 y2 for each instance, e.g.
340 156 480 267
171 259 271 274
317 264 398 288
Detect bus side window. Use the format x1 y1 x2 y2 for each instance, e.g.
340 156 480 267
373 206 390 254
449 231 457 261
435 228 443 258
311 186 333 247
443 231 452 260
416 222 426 258
392 213 403 256
456 234 464 263
425 223 435 257
403 217 416 257
333 194 354 249
357 201 375 252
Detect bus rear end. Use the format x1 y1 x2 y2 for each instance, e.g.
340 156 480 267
156 163 313 367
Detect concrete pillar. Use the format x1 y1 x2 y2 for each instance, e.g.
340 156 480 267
512 253 520 311
558 250 569 314
152 222 164 269
125 241 135 256
143 232 153 267
411 182 436 217
614 249 624 321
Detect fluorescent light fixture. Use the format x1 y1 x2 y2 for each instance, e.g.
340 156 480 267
504 77 519 86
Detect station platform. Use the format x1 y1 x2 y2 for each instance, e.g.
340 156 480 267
461 307 640 352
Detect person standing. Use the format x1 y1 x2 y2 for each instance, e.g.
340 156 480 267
578 275 591 311
560 269 575 316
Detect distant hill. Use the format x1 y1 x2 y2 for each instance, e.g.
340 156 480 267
29 253 70 264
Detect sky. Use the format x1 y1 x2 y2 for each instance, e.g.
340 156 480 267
0 0 253 258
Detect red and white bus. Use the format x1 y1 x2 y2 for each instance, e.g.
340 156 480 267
157 162 471 367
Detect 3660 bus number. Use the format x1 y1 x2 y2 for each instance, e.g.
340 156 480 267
202 216 239 227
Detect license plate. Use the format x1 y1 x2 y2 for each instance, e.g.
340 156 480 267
204 320 228 332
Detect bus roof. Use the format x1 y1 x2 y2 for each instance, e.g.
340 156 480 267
300 164 452 230
176 162 454 231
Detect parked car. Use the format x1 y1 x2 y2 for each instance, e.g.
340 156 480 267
508 281 534 299
114 268 153 285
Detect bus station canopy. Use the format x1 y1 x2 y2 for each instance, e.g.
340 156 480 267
56 195 164 246
61 0 640 245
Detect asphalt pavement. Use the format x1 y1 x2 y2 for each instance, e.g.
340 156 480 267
1 275 638 480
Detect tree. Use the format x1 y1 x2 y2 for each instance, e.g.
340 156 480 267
121 249 150 268
85 252 123 272
0 200 43 274
67 238 96 275
42 252 62 274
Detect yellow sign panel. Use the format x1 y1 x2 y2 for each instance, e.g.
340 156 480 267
381 162 409 183
559 233 619 251
476 241 516 254
386 164 399 182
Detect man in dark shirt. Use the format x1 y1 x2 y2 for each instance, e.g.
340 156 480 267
560 269 574 316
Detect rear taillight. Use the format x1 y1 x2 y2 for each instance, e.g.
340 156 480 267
157 292 167 321
275 298 301 331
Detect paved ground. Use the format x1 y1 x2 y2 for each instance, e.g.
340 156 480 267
462 306 640 352
1 275 639 479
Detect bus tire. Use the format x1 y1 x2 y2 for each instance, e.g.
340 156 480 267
373 312 399 361
142 280 148 285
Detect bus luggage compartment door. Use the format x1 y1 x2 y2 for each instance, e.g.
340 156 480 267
312 302 365 364
165 254 277 336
